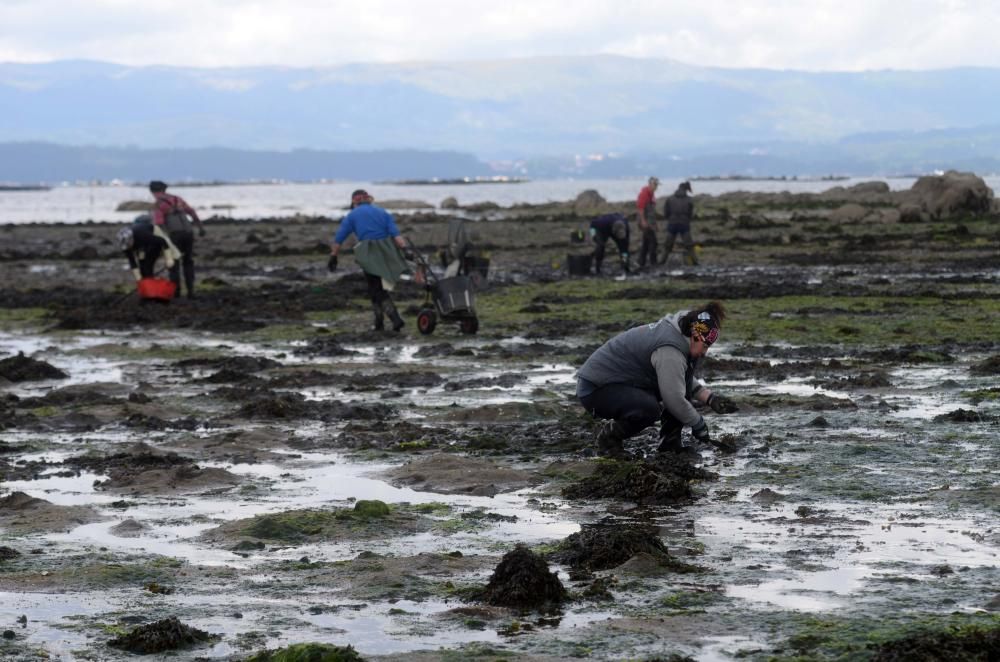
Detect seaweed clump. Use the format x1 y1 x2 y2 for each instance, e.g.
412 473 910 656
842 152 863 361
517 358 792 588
480 544 567 610
870 624 1000 661
548 521 698 573
247 642 366 661
562 455 715 505
107 616 216 654
0 352 68 382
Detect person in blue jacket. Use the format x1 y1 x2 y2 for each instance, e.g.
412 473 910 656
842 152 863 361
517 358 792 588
328 189 411 331
590 212 630 276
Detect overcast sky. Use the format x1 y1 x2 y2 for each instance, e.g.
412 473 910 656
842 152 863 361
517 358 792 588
1 0 996 71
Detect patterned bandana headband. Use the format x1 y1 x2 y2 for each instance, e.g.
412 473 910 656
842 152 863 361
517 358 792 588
692 311 720 346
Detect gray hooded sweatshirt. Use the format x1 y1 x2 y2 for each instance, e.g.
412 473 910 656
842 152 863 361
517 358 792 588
576 311 706 428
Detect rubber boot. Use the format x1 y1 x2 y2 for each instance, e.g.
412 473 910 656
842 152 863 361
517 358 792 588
372 302 385 331
382 298 405 332
184 264 196 298
169 263 182 291
658 414 700 458
595 419 630 459
660 251 671 267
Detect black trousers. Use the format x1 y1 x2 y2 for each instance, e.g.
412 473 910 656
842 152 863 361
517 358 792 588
364 272 389 305
637 227 657 266
137 246 162 277
168 230 196 295
579 383 660 439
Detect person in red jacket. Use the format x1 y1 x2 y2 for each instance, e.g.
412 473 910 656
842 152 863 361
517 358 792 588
635 176 659 269
150 180 206 298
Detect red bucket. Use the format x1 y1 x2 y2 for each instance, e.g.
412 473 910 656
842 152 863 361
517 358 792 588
137 277 176 301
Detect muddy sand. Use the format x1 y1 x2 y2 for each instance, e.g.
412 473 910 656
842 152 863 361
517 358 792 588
1 177 998 661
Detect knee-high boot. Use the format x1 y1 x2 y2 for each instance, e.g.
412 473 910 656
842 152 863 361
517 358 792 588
371 301 385 331
381 298 405 332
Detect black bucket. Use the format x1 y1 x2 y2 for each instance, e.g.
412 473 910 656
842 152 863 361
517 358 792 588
567 253 593 276
433 276 475 315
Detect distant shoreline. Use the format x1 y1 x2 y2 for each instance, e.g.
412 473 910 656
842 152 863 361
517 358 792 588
378 177 530 186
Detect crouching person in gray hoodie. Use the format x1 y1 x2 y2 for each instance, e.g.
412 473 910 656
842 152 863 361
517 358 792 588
576 301 738 458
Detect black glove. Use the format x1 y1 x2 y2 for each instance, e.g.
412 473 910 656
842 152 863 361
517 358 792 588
691 419 711 445
403 248 415 261
199 227 206 238
327 255 338 272
708 393 739 414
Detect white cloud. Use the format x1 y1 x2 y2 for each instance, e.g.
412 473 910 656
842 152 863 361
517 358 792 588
0 0 997 71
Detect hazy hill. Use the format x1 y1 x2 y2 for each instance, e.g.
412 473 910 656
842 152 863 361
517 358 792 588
4 57 1000 155
3 56 1000 180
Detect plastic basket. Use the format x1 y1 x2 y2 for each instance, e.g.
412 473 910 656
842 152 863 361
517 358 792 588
137 277 177 301
433 276 474 315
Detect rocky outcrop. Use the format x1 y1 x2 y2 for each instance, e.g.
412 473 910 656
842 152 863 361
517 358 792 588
440 196 459 209
896 170 994 219
573 189 607 214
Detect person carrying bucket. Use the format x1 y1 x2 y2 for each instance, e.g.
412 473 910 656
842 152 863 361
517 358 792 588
328 189 411 332
117 216 175 299
589 212 630 276
576 301 738 459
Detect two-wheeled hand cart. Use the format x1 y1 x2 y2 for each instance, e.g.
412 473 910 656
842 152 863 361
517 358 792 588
406 240 480 335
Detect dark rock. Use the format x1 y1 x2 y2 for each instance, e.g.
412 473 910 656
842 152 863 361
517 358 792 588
933 409 983 423
970 355 1000 376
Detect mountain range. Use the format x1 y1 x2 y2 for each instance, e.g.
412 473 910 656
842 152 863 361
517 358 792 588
2 56 1000 180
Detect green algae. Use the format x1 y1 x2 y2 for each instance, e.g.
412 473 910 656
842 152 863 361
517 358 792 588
768 613 1000 662
351 500 390 518
246 642 366 661
241 501 391 541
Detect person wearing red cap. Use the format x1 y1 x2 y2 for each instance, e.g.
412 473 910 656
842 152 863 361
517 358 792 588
635 176 659 269
576 301 738 458
328 189 411 331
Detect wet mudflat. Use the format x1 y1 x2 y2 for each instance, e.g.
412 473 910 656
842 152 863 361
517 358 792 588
1 181 999 661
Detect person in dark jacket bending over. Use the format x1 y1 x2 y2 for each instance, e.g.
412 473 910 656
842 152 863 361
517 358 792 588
118 218 171 282
590 212 630 276
150 180 206 298
576 300 738 458
328 189 411 332
662 180 698 266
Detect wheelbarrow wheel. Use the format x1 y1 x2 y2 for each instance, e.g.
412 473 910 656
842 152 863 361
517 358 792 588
459 316 479 335
417 308 437 335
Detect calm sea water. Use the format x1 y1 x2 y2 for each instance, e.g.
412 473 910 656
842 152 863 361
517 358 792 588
2 176 998 225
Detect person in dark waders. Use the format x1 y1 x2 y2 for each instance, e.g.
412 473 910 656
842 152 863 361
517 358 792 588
150 180 206 298
590 212 631 276
662 180 698 266
576 301 738 458
328 189 411 332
